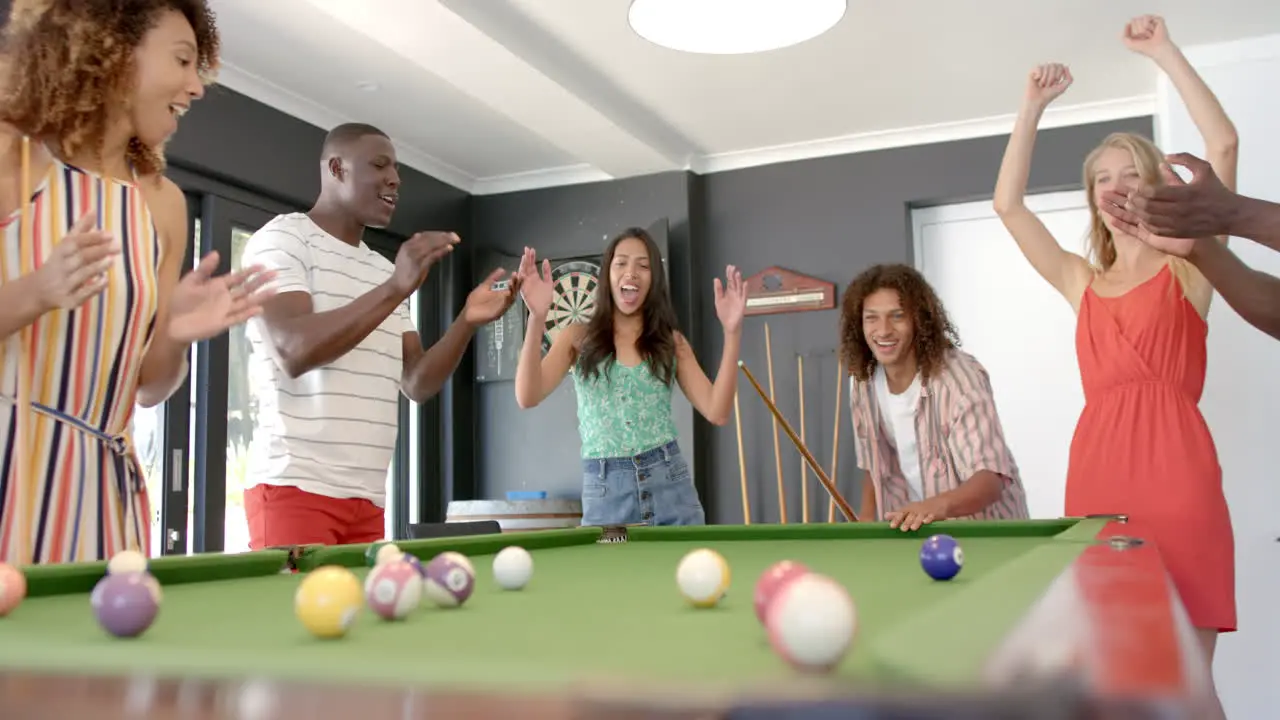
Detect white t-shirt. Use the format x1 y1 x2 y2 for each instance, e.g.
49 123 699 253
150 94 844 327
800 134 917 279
239 213 414 506
873 365 924 502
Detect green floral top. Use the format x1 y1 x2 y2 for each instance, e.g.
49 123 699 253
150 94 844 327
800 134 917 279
571 358 679 459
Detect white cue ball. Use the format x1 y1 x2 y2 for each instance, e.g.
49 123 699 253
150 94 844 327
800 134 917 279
107 550 148 576
675 548 730 608
375 543 403 566
765 573 857 673
492 546 533 591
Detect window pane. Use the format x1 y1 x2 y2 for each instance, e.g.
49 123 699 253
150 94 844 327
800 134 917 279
133 404 164 557
223 225 256 554
186 219 200 551
386 290 424 538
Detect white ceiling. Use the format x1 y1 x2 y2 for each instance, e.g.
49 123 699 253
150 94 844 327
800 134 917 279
208 0 1280 195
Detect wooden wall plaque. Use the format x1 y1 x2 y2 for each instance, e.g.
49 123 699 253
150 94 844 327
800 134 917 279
743 266 837 317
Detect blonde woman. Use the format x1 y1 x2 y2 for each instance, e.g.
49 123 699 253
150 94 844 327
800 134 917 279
993 15 1237 716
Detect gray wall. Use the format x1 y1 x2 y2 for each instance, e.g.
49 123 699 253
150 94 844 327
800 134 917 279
168 85 471 237
468 116 1154 524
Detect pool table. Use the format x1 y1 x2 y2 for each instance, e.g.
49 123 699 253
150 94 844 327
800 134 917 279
0 517 1213 719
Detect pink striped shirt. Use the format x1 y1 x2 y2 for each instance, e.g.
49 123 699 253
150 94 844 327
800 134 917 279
850 348 1029 520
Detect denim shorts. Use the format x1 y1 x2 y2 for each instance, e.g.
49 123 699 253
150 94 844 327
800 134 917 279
580 441 705 527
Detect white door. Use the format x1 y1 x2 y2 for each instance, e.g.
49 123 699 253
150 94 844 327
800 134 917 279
912 191 1089 520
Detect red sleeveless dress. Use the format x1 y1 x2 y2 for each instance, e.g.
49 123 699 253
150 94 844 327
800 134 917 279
1066 264 1236 632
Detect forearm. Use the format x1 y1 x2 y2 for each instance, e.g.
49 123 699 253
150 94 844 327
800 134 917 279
274 283 405 378
704 329 742 425
1229 195 1280 252
937 471 1006 518
0 274 49 342
514 311 547 408
1151 46 1238 155
992 102 1044 213
403 312 477 403
135 336 190 408
1189 239 1280 341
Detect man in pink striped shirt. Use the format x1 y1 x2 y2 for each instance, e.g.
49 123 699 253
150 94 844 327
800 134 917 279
839 264 1029 530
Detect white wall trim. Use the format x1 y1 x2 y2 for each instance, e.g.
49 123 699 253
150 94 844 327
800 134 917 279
213 60 1155 196
468 96 1154 194
212 62 478 193
470 164 614 196
691 96 1156 176
910 190 1088 274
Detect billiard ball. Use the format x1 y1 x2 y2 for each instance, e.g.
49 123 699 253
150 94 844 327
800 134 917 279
0 563 26 617
90 572 159 638
364 542 386 567
403 554 426 579
295 565 362 639
364 559 422 621
492 546 533 591
765 573 856 673
422 553 475 608
107 549 147 576
140 573 163 603
375 543 403 567
676 548 730 608
753 560 809 624
920 534 963 581
438 551 475 576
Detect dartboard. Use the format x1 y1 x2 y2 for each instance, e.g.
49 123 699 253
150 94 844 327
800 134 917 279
542 259 600 352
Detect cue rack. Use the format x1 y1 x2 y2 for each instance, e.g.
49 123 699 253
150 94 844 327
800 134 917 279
735 267 854 526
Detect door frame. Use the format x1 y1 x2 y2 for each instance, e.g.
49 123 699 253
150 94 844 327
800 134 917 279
191 196 277 553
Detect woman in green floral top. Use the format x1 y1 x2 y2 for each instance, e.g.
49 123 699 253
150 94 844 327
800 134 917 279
514 228 747 526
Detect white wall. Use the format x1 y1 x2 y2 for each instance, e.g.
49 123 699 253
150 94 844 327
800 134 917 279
1155 32 1280 719
912 192 1089 520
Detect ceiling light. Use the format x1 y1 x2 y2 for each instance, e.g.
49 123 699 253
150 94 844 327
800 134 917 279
628 0 846 55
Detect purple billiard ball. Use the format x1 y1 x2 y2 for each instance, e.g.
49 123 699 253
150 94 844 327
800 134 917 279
920 534 964 581
91 572 159 637
403 554 426 579
422 553 474 608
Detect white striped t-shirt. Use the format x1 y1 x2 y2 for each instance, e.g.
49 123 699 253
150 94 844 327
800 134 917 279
240 213 414 506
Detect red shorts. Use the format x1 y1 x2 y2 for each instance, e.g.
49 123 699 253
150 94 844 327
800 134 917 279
244 484 384 549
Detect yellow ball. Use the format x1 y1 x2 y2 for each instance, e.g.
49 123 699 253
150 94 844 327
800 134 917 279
295 565 363 639
676 548 730 608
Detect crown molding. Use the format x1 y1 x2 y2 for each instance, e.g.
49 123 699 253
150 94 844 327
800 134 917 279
690 95 1157 175
470 164 614 196
205 65 1155 195
212 61 477 192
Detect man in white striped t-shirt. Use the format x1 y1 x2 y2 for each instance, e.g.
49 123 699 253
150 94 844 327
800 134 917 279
239 123 517 549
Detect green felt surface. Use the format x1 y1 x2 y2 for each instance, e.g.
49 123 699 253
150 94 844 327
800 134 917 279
0 520 1098 693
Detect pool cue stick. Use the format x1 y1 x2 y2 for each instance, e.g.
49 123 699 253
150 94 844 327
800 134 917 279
15 136 32 557
797 354 809 523
738 360 858 522
733 390 750 524
828 358 843 522
764 323 786 523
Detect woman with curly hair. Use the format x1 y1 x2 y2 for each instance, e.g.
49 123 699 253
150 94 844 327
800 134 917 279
993 17 1236 705
839 263 1029 531
0 0 273 565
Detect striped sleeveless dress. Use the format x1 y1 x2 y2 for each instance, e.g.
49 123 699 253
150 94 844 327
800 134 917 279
0 143 162 566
